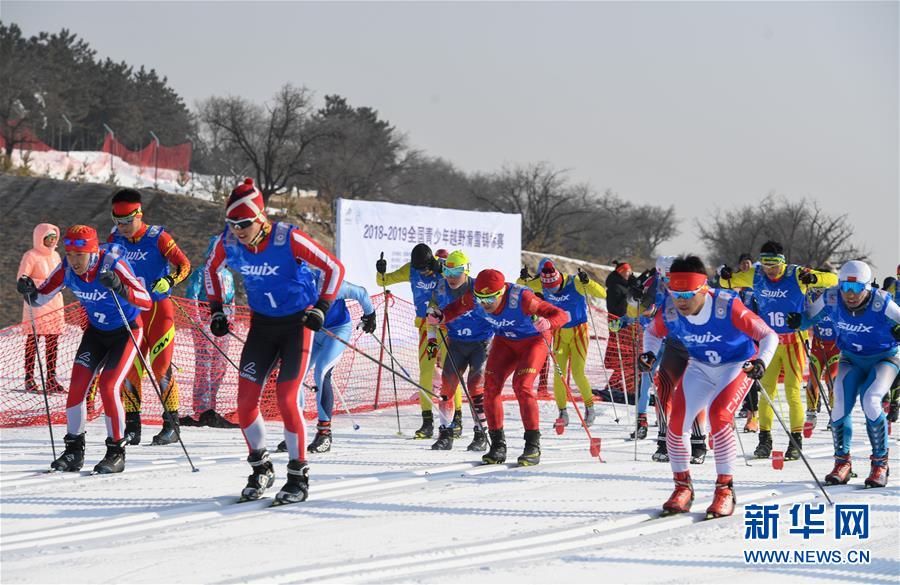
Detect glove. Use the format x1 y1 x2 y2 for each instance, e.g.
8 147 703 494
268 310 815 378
892 324 900 342
578 268 589 285
533 317 552 333
719 265 733 281
359 312 377 334
638 351 656 372
425 338 439 359
798 269 817 285
425 306 443 326
520 266 531 281
151 274 175 295
17 276 37 304
786 312 802 330
302 299 331 332
629 284 644 301
210 312 229 337
429 257 443 275
98 270 121 290
608 318 621 333
376 252 387 275
743 359 766 380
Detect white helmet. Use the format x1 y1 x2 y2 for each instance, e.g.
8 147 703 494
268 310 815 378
655 255 676 280
838 260 872 286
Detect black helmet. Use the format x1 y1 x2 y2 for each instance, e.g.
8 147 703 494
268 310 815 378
410 243 435 271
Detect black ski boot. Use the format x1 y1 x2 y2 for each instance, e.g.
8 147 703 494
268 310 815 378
307 425 333 454
431 426 454 450
517 430 541 466
240 449 275 501
276 440 288 452
124 412 141 445
754 430 773 459
467 426 489 451
274 459 310 505
199 409 240 429
784 432 802 461
482 429 507 464
151 411 179 445
452 409 463 439
631 414 649 440
690 433 707 464
652 440 669 462
415 411 434 439
50 433 85 472
92 437 126 474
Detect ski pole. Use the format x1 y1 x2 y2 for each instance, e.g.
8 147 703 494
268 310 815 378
541 335 603 461
632 324 640 461
750 361 832 505
171 298 242 372
584 290 620 423
109 287 198 472
329 379 361 431
804 338 834 421
378 254 403 436
733 421 752 467
25 304 57 460
438 329 490 448
613 326 632 427
320 327 448 403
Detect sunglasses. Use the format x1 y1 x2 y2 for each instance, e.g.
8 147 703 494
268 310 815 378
112 210 141 225
226 215 258 230
443 265 467 277
670 285 706 300
840 281 866 294
759 255 785 266
474 289 504 304
64 238 89 248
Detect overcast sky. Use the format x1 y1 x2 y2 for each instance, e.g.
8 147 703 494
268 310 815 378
5 1 898 273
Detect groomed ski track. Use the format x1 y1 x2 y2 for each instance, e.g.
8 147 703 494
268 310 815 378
2 401 897 583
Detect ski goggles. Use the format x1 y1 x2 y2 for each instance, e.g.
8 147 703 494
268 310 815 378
839 280 867 294
669 285 706 300
474 288 504 305
443 264 467 278
64 238 89 248
111 208 142 225
758 254 786 266
226 213 262 230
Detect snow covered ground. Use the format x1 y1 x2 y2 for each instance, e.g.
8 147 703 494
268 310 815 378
1 400 898 584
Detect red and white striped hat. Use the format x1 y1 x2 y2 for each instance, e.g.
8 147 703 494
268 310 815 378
226 178 265 222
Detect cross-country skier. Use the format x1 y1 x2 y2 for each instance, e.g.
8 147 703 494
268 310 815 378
17 225 152 474
204 178 344 504
538 262 607 428
642 256 777 517
108 188 192 445
377 244 462 439
787 260 900 488
719 241 836 461
426 250 493 451
428 269 569 466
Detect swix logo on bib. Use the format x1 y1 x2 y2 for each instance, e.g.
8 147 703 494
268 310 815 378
753 265 804 334
409 268 440 318
758 289 788 299
825 288 897 356
663 289 755 364
224 222 318 317
65 246 140 330
435 278 493 341
477 284 540 339
111 225 170 301
545 277 587 327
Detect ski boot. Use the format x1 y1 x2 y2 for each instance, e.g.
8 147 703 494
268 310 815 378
50 433 85 472
273 459 310 505
631 414 648 440
555 408 569 432
152 411 180 445
584 405 596 427
482 429 507 464
865 455 889 488
706 475 736 519
825 454 853 485
124 412 141 445
784 432 802 461
517 430 541 466
23 375 38 394
690 433 707 464
414 411 434 439
93 437 126 474
805 410 817 430
431 426 454 450
753 430 772 459
467 426 489 451
889 399 899 424
200 409 240 429
240 449 275 501
743 415 759 433
307 426 333 454
46 377 66 394
452 409 463 439
179 414 201 427
651 440 669 462
276 440 288 453
662 471 693 515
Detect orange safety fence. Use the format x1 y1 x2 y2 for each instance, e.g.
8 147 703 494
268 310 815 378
102 134 192 174
0 294 640 428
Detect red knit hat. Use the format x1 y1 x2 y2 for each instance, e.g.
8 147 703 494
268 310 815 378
64 225 99 253
226 178 265 221
474 269 506 296
540 262 562 289
436 249 449 259
615 262 632 275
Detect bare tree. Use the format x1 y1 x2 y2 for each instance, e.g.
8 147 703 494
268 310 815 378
0 23 41 156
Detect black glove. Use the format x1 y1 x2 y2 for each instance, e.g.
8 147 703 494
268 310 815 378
429 257 443 275
629 284 644 301
520 266 531 281
578 268 589 285
98 270 127 297
743 359 766 380
376 252 387 275
302 299 331 332
17 276 37 304
638 351 656 372
719 265 733 281
359 311 377 334
786 312 802 330
892 324 900 342
210 312 229 337
798 269 817 285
